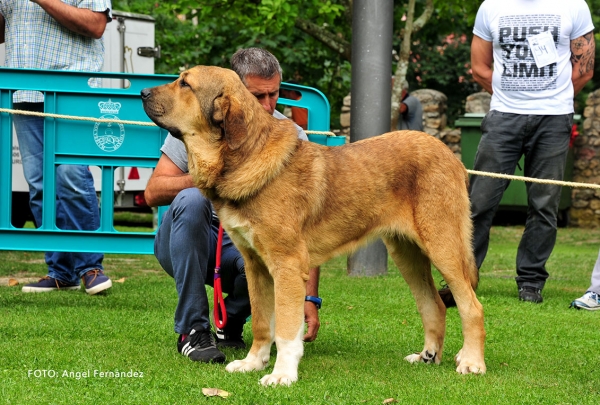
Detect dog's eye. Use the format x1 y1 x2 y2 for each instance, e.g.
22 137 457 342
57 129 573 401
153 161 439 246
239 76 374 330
180 79 190 88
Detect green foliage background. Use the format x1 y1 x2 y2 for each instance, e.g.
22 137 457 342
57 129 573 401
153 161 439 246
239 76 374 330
113 0 599 128
113 0 352 127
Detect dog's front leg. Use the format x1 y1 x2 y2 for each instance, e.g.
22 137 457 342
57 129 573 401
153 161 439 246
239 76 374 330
226 261 274 374
259 265 306 386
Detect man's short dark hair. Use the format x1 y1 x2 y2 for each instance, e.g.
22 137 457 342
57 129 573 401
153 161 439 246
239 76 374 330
230 48 283 85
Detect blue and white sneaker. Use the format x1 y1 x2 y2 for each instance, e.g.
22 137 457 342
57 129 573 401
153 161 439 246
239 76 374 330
82 269 112 295
570 291 600 311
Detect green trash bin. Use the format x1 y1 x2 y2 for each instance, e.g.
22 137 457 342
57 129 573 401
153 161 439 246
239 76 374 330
456 113 576 226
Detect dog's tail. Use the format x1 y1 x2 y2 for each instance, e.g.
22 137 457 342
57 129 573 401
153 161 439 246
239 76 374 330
439 168 479 308
465 246 480 291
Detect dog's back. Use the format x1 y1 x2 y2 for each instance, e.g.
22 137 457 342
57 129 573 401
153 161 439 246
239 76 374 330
275 131 474 275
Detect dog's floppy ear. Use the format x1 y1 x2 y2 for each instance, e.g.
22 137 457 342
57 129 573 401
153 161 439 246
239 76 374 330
212 94 247 150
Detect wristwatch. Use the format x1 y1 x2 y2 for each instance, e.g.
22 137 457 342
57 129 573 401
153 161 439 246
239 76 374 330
305 295 322 309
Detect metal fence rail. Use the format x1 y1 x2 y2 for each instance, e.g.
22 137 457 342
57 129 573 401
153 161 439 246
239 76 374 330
0 67 331 254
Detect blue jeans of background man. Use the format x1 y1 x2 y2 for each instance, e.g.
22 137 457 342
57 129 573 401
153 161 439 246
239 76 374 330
469 110 572 290
12 102 104 285
154 188 250 335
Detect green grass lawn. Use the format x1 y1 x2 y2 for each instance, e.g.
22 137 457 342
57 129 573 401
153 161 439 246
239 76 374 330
1 226 600 404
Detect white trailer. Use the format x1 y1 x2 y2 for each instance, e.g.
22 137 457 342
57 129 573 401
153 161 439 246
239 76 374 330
2 10 159 227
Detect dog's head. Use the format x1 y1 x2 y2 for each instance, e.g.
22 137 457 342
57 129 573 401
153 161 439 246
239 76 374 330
141 65 256 150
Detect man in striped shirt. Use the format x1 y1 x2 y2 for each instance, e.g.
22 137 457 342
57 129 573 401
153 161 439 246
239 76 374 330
0 0 113 295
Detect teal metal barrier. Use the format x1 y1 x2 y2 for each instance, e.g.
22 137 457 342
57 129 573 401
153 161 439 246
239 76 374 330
0 67 332 254
279 81 330 135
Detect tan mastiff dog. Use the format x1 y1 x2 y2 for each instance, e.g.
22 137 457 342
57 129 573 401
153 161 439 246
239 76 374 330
141 66 486 385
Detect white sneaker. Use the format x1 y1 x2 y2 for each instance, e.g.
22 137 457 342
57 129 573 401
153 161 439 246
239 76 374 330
570 291 600 311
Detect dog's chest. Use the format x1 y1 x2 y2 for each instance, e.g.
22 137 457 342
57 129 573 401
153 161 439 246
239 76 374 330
220 211 256 250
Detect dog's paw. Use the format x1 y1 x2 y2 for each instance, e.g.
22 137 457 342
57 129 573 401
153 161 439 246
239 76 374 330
225 357 267 373
404 350 439 365
259 372 297 386
454 349 486 374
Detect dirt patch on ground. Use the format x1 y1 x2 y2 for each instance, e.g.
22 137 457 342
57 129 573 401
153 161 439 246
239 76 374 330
139 269 163 275
0 271 41 287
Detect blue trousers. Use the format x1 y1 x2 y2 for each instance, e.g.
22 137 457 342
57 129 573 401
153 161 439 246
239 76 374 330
13 102 104 284
469 110 572 290
154 188 250 335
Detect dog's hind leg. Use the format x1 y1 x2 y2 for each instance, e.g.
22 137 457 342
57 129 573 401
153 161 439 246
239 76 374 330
384 236 446 366
423 230 486 374
226 256 274 374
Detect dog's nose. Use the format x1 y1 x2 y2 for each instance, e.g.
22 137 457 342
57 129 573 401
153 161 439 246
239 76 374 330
140 88 152 100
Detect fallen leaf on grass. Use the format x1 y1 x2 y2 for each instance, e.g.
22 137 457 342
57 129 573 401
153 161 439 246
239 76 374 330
8 278 19 286
202 388 230 398
383 399 397 404
115 278 126 283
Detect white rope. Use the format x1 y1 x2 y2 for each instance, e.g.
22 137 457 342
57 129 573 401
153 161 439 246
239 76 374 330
0 107 157 126
304 129 337 136
0 107 338 133
1 107 596 189
467 169 600 189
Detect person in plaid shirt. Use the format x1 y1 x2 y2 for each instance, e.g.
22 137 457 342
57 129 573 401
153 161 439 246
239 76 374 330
0 0 113 295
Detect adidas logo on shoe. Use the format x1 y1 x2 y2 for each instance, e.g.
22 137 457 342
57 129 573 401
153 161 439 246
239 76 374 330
177 328 226 363
215 321 246 349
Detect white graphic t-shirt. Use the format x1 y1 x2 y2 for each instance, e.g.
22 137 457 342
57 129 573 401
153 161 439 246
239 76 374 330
473 0 593 114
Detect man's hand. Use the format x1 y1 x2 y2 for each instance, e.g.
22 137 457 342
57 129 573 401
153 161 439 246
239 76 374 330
303 300 320 342
303 267 321 341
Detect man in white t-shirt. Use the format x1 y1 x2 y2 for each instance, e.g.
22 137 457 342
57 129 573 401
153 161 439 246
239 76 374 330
440 0 595 306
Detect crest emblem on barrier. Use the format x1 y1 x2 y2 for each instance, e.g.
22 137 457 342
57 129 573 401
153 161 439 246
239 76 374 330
93 99 125 152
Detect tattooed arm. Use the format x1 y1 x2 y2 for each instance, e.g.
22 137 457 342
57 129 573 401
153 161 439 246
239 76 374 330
571 31 595 95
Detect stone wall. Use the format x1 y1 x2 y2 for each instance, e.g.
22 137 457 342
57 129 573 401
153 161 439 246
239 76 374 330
465 91 491 114
571 89 600 228
412 89 461 158
337 94 351 138
337 90 460 157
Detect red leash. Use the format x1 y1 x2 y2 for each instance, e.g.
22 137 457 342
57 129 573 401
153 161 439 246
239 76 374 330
213 225 227 329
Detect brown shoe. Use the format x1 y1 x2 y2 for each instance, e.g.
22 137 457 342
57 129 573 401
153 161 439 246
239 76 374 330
82 269 112 295
22 276 80 293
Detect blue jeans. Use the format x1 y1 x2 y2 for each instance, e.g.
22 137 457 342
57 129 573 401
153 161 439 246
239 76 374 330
469 111 572 290
13 103 104 285
154 188 250 335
